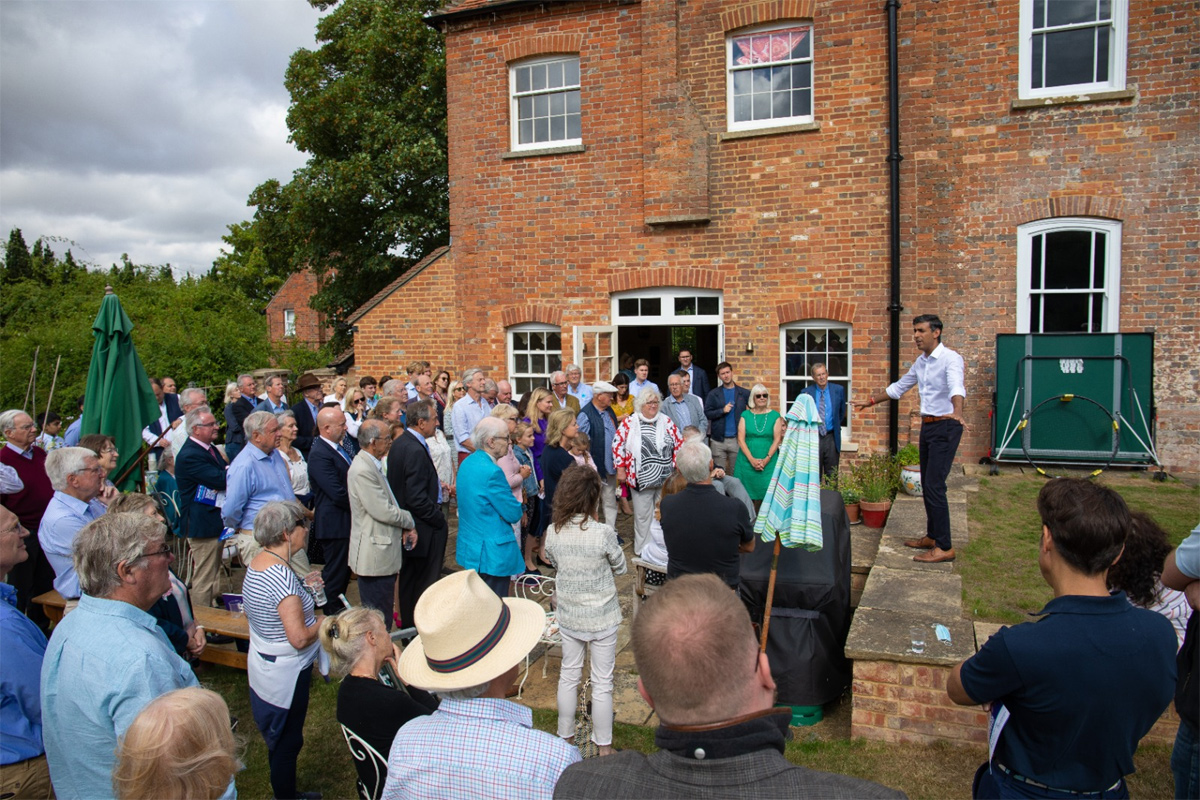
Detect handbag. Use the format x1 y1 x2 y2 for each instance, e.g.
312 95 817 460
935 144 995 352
574 678 599 759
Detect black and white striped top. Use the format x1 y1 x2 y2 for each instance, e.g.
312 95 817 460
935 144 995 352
242 562 315 643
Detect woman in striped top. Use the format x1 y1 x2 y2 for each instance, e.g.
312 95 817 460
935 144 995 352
243 501 323 800
544 465 627 757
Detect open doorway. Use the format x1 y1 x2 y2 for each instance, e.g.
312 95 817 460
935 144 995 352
616 324 720 388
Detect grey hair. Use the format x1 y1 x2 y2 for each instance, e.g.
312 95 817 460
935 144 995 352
242 410 277 438
565 364 581 374
223 382 239 404
676 440 713 483
809 362 827 377
471 416 510 451
382 379 405 398
252 500 308 548
266 374 284 389
184 406 213 435
681 425 704 440
276 409 296 424
460 367 483 385
74 512 164 598
490 404 518 422
179 387 207 409
0 409 27 435
236 374 255 390
482 378 497 393
45 447 97 491
633 386 663 414
551 370 566 383
406 398 436 426
358 419 389 448
436 682 491 701
319 607 384 678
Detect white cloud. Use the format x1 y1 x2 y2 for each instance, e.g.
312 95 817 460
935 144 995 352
0 0 324 274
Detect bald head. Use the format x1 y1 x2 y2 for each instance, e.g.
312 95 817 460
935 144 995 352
317 407 347 440
631 574 773 725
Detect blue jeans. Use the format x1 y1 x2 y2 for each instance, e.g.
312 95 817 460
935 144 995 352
974 762 1128 799
1173 719 1200 800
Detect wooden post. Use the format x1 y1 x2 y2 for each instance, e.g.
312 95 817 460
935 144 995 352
759 536 782 652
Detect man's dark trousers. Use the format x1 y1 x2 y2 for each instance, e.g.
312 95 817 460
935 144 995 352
920 419 963 551
357 574 397 629
817 432 839 480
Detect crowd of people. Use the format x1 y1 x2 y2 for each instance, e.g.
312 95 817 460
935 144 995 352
0 342 1197 799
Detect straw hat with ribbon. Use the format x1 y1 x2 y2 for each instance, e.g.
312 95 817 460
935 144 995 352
397 570 547 691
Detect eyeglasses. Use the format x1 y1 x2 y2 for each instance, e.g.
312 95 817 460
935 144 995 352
75 465 107 476
552 381 568 387
131 544 173 563
193 421 217 428
101 446 118 454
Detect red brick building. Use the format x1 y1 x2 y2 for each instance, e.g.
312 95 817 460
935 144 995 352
348 0 1198 473
266 269 332 348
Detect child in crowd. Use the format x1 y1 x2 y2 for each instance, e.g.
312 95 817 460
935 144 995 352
570 432 598 472
512 421 543 574
35 411 64 450
640 470 688 586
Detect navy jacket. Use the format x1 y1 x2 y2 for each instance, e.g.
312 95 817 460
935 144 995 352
175 438 228 539
146 393 184 452
308 437 352 541
802 382 846 452
685 365 711 399
704 384 752 442
386 432 447 560
291 399 320 456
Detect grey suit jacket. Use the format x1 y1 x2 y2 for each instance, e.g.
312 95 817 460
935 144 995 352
347 451 415 577
662 393 708 438
554 746 905 799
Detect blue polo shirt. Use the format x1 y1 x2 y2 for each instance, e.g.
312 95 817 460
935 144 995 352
959 592 1176 792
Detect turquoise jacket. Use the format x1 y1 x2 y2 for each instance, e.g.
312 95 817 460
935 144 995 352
454 450 525 576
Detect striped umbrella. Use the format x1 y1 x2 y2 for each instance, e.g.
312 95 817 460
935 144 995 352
752 392 823 649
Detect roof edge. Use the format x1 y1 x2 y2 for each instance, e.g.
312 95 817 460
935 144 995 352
345 246 451 325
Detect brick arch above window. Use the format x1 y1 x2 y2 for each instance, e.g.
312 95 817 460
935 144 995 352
1016 195 1125 226
502 34 584 64
607 268 725 294
775 299 857 326
501 304 563 329
720 0 814 33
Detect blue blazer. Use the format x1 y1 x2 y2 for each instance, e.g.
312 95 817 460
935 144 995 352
802 382 846 452
175 438 228 539
704 384 752 442
290 399 320 456
454 450 524 577
308 437 352 540
686 365 711 400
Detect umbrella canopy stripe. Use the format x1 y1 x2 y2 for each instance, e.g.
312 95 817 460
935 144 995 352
80 290 162 491
753 393 823 551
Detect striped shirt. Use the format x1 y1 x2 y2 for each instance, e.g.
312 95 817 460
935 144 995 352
242 563 314 643
381 698 579 800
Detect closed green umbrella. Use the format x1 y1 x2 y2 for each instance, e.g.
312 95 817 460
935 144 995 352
81 287 161 491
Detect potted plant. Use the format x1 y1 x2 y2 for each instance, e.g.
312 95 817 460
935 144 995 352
856 452 898 528
896 443 922 497
822 468 861 524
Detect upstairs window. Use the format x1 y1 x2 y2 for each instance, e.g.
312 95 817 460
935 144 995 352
510 56 581 150
727 24 813 132
1019 0 1127 99
283 309 296 337
1017 218 1121 333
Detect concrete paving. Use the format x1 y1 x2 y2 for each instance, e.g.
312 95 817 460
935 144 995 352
846 608 976 666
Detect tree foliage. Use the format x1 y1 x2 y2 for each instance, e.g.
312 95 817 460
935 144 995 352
0 233 287 423
216 0 450 347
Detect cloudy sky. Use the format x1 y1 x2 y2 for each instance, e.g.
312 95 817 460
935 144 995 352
0 0 325 275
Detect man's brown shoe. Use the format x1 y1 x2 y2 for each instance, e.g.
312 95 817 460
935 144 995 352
913 547 956 563
904 536 937 549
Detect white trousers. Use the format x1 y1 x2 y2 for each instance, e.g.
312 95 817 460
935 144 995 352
599 474 618 529
556 624 619 747
631 486 661 557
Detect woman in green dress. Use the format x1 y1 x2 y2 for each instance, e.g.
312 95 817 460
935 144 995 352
734 383 784 507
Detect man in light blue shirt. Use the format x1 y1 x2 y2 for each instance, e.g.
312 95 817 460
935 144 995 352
451 367 490 459
629 359 660 398
662 371 707 440
222 411 312 575
565 364 593 406
37 447 108 600
855 314 967 564
0 506 51 798
41 512 199 800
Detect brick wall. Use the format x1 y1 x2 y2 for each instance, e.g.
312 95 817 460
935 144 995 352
266 270 331 347
351 0 1197 473
851 660 988 746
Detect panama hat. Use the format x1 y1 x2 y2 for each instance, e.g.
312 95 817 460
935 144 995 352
397 570 547 691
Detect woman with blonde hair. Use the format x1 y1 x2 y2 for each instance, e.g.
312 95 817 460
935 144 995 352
442 379 466 439
222 381 242 459
343 387 368 445
734 383 783 508
276 411 312 505
324 376 349 405
112 686 240 800
319 607 438 791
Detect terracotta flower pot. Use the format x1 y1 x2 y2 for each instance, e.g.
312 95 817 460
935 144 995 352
859 499 892 529
844 502 861 524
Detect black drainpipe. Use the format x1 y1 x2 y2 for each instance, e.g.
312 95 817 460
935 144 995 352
886 0 903 453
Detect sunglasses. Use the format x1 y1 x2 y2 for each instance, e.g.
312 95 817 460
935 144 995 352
754 394 769 399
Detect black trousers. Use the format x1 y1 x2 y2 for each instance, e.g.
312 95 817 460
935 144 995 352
396 528 448 629
817 432 840 480
318 537 350 614
357 573 397 629
920 419 963 551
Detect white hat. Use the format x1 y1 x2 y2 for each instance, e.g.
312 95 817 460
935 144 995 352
397 570 546 691
591 380 618 394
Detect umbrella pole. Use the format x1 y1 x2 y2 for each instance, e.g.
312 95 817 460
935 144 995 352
113 441 155 490
23 346 39 414
759 537 782 652
44 356 62 421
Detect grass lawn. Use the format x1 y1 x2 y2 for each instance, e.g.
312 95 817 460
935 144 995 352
962 472 1198 623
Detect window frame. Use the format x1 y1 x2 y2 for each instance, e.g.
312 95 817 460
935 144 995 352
283 308 296 338
1018 0 1127 100
509 55 582 152
726 21 816 133
779 320 852 440
1016 217 1122 334
507 323 563 399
